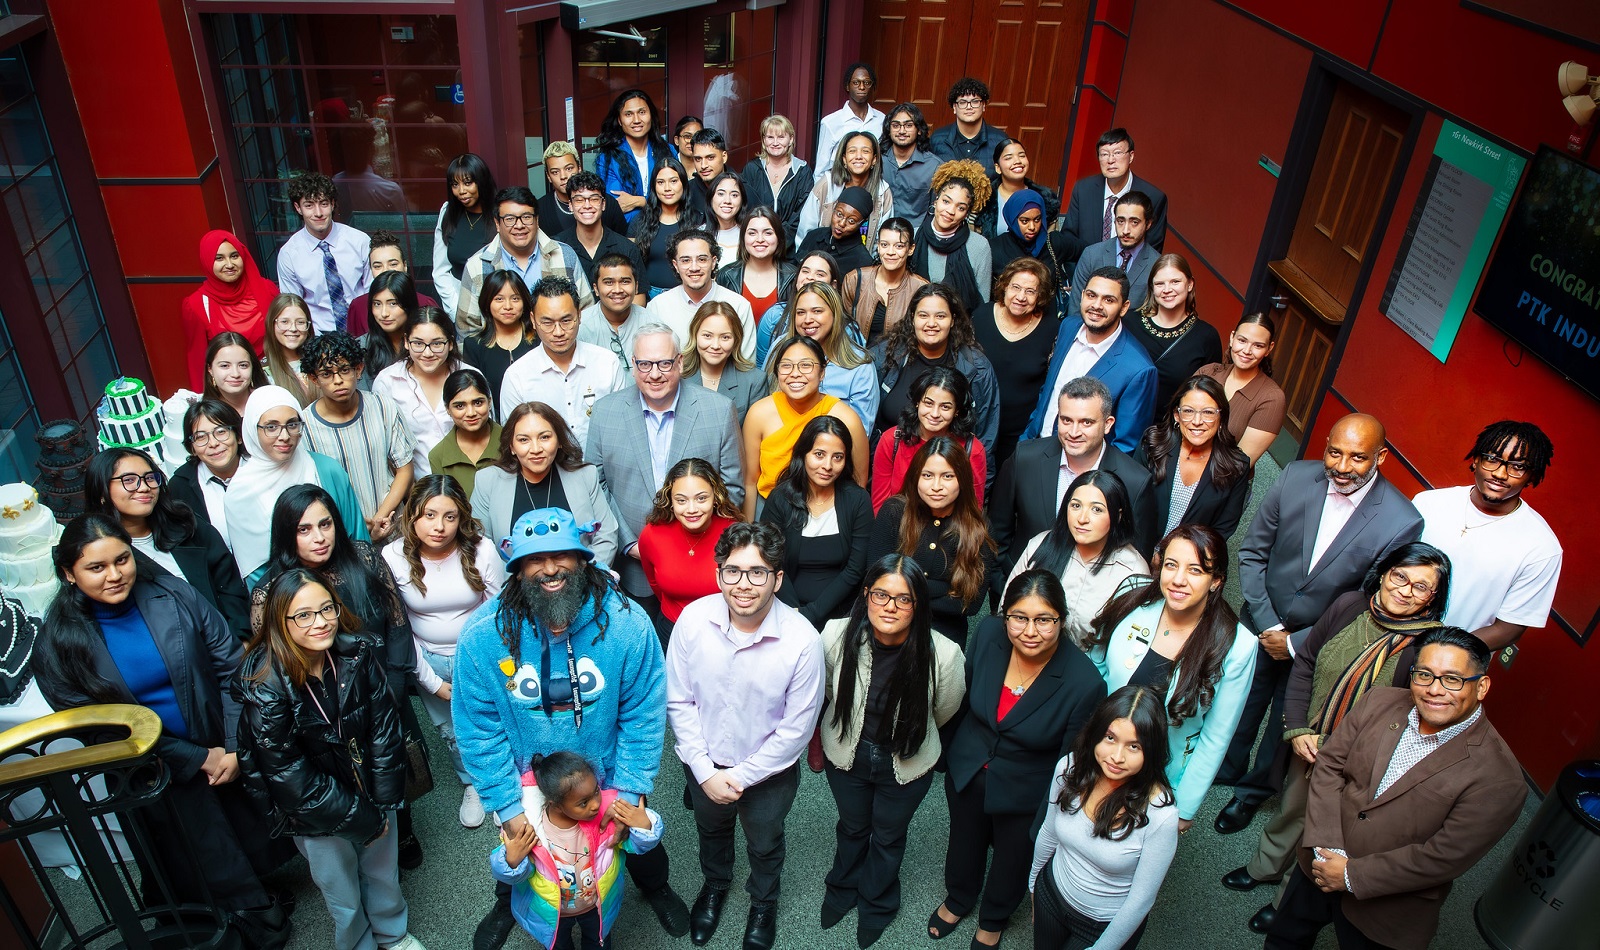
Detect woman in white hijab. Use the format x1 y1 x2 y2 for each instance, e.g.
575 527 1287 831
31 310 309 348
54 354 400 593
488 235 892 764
225 386 369 583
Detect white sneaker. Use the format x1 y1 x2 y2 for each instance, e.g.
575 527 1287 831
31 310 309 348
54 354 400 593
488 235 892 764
459 785 486 828
385 936 426 950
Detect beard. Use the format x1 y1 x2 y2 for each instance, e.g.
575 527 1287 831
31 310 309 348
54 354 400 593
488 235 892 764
507 568 590 631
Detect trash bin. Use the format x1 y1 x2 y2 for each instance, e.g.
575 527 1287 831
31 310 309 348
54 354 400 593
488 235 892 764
1476 759 1600 949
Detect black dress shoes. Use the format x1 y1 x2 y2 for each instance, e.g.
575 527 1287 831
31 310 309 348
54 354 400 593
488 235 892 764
1222 866 1273 891
690 884 728 946
471 900 517 950
1248 904 1277 934
643 886 691 937
1214 797 1259 835
744 902 778 950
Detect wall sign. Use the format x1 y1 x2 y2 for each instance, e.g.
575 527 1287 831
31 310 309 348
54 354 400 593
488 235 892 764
1381 120 1526 362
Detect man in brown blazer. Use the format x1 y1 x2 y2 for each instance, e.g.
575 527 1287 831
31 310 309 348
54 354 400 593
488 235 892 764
1265 627 1525 950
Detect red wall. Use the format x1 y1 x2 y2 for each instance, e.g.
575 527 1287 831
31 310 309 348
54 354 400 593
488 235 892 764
1115 0 1600 788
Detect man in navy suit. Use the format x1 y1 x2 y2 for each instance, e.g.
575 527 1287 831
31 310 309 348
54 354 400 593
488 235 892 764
1068 191 1160 319
1061 128 1168 251
1026 266 1158 454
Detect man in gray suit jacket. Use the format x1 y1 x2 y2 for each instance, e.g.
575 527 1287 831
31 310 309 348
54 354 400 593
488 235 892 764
586 324 744 604
1214 413 1423 841
1067 191 1160 319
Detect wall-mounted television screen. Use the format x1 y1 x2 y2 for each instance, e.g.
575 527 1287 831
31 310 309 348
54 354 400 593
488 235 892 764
1474 146 1600 401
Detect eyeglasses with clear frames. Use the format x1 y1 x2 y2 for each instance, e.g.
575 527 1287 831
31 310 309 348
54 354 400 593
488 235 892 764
257 420 304 437
1098 147 1130 161
287 603 341 629
189 425 234 447
1175 407 1220 422
1385 568 1436 598
1408 667 1485 691
719 566 773 586
867 588 914 608
534 316 577 332
777 359 820 376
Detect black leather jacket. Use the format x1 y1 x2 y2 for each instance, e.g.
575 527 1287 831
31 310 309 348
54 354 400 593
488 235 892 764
235 633 405 844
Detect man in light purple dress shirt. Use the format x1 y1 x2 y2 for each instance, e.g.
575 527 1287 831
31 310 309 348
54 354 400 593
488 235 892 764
666 521 825 950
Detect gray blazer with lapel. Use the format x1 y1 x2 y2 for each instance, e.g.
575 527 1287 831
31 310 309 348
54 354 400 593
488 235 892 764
1067 238 1160 318
470 463 619 570
584 382 743 596
1237 460 1423 634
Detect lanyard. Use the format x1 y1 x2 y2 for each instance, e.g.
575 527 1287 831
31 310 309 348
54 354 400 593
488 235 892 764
537 622 584 731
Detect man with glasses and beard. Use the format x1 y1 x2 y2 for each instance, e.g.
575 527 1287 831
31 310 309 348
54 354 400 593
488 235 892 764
453 508 690 948
667 521 824 950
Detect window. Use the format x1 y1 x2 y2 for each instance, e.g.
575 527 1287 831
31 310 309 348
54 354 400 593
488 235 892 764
704 9 777 169
206 13 466 293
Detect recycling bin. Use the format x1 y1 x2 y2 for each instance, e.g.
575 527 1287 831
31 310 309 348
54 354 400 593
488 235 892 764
1476 759 1600 949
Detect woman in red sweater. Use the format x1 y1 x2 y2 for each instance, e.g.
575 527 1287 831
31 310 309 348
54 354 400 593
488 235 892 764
181 230 279 391
637 458 744 635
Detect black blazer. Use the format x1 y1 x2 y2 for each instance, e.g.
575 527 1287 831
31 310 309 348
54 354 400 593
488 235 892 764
988 437 1160 585
945 616 1107 814
131 520 251 642
1061 173 1169 252
760 479 874 626
1134 442 1253 540
166 457 211 527
36 574 243 782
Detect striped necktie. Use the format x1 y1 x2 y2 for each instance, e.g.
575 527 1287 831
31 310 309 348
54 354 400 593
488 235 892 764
319 240 349 331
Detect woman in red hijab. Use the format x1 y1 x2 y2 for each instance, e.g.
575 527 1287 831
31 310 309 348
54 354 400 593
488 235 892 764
181 230 278 390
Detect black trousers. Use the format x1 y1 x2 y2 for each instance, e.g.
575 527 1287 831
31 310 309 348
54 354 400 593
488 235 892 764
942 768 1034 932
823 739 934 928
551 906 609 950
1220 647 1291 795
1265 867 1398 950
132 772 291 912
1031 867 1147 950
685 762 800 904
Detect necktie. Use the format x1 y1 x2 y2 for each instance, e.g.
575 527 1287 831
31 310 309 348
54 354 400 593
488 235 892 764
319 241 349 331
1103 195 1116 240
1119 248 1133 271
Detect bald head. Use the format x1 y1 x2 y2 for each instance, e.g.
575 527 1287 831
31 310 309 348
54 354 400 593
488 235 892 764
1323 413 1387 495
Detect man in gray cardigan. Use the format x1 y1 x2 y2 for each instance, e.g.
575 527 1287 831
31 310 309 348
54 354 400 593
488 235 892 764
586 324 744 610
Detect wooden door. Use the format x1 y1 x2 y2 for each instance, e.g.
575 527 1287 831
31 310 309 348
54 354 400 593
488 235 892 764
1267 81 1410 439
859 0 1088 184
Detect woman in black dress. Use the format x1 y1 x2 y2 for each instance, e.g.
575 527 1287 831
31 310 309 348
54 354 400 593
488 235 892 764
1123 253 1222 415
971 257 1060 468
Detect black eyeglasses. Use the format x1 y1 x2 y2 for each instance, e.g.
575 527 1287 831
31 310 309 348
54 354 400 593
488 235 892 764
115 472 164 492
287 603 341 629
719 566 773 586
867 588 913 608
634 357 679 375
257 420 303 437
1409 668 1485 691
1476 453 1528 477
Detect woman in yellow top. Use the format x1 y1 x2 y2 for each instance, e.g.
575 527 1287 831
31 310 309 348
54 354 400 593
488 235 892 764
742 335 868 518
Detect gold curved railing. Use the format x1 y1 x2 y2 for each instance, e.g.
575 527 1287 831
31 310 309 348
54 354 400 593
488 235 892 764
0 704 161 786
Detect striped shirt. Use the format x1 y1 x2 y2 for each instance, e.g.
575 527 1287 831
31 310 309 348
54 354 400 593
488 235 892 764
301 391 415 519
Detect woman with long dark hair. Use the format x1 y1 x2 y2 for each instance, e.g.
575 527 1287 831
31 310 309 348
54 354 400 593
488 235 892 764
181 229 278 390
468 401 618 566
362 270 421 387
707 170 747 261
841 217 929 348
236 569 419 950
931 570 1106 948
1193 312 1286 465
383 474 506 829
373 306 475 476
1094 524 1257 830
908 167 992 316
867 437 995 646
637 457 744 634
460 271 536 410
743 335 870 516
1029 686 1178 949
427 369 501 500
819 556 966 948
1227 542 1452 911
249 483 428 868
167 398 248 538
1135 375 1252 539
628 158 709 298
594 89 674 222
760 415 874 625
85 447 250 639
869 283 1000 458
871 367 987 511
1006 470 1149 665
973 257 1060 466
1125 254 1222 415
35 514 292 945
432 153 499 317
202 331 269 415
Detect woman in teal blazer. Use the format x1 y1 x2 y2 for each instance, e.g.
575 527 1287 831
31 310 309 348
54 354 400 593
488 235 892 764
1093 523 1256 829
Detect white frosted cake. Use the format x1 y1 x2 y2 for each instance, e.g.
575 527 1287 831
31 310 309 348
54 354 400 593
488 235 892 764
96 377 166 456
0 484 62 618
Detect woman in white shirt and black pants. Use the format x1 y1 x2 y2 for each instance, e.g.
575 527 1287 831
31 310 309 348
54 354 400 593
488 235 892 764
1030 684 1179 949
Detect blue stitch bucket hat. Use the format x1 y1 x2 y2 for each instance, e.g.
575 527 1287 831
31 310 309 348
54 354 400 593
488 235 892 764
499 507 598 565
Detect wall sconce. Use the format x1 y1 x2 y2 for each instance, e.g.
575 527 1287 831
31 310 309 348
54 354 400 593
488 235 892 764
1558 61 1599 125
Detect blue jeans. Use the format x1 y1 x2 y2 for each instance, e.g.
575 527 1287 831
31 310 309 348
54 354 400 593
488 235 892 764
418 649 472 785
294 823 407 950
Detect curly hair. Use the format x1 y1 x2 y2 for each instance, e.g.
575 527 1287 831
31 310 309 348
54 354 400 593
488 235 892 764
396 474 488 597
287 172 335 206
299 330 366 378
881 283 980 367
931 160 992 215
644 458 744 526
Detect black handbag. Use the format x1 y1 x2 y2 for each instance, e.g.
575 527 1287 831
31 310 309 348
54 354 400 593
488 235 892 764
403 735 434 802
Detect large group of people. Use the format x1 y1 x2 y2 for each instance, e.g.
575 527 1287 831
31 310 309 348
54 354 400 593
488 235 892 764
6 65 1566 950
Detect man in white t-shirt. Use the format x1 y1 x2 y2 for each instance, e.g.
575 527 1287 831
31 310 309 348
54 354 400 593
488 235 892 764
1412 421 1562 649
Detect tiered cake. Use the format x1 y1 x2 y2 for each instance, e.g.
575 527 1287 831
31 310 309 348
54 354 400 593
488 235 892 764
0 483 63 618
34 420 92 520
96 377 167 459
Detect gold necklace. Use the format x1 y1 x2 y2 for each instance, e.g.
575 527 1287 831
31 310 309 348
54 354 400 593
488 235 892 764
1142 311 1195 340
1460 490 1520 536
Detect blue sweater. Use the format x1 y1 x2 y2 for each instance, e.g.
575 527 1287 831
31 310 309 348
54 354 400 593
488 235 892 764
452 587 666 822
95 600 189 738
